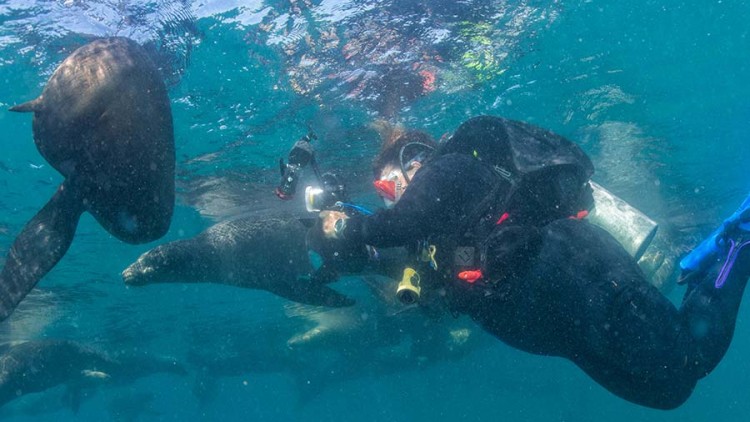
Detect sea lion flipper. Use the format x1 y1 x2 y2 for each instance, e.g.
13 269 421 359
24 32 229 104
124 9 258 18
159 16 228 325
267 278 355 308
81 369 111 379
362 276 398 304
62 386 83 414
287 325 327 348
0 181 84 320
8 97 43 113
298 218 316 229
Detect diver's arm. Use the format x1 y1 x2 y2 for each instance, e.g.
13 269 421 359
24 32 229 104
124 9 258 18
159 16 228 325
345 154 498 247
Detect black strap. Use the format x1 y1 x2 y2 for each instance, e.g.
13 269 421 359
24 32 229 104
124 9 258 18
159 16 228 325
453 170 517 242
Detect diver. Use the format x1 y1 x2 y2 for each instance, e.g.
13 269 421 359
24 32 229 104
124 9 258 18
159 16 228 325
312 115 750 410
308 127 443 289
272 127 420 287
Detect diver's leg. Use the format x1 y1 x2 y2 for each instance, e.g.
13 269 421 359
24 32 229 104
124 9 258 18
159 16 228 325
677 263 750 377
525 219 698 409
471 216 748 409
566 274 698 409
565 194 750 409
676 196 750 376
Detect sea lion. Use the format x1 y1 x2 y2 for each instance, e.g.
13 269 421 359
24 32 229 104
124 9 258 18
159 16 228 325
122 217 355 308
284 276 416 350
0 339 186 410
186 280 489 407
2 37 175 320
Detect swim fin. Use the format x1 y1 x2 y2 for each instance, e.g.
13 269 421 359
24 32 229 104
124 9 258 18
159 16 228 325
680 192 750 285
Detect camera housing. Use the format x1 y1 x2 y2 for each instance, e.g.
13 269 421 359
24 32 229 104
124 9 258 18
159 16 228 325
275 132 318 200
304 173 348 212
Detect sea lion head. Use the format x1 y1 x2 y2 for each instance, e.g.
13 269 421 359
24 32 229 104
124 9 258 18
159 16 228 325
122 246 175 286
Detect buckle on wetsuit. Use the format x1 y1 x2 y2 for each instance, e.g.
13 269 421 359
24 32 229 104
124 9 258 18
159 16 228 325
454 246 483 284
454 246 475 267
418 241 438 270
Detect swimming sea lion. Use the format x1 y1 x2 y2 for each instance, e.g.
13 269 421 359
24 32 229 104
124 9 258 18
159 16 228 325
186 281 489 407
2 37 175 320
0 339 185 410
122 217 355 308
284 276 413 350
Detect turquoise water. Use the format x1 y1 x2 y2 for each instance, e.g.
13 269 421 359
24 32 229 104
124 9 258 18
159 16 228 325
0 0 749 420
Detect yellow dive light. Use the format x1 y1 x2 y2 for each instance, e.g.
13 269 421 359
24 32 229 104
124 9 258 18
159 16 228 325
397 267 421 305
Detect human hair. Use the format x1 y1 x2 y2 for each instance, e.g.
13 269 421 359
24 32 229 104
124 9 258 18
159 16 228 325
371 130 436 179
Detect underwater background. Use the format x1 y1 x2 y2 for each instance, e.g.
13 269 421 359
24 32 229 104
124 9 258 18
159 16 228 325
0 0 749 420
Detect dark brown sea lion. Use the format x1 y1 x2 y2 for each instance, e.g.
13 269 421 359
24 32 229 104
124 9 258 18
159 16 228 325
122 217 355 308
1 37 175 320
0 339 186 410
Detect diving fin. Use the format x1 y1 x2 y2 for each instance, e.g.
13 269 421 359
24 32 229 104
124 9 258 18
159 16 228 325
680 192 750 278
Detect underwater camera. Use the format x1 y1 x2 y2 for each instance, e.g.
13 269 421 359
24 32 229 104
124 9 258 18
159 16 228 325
304 173 348 213
275 131 318 200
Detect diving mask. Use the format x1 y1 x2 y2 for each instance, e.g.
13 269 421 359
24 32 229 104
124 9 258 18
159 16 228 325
373 169 404 208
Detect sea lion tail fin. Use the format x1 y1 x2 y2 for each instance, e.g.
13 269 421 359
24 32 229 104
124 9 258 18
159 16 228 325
0 180 85 321
9 97 43 113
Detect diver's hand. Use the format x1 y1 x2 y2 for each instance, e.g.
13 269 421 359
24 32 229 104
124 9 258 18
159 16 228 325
320 210 348 239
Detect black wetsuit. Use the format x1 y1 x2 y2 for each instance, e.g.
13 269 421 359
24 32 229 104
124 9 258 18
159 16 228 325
333 146 749 410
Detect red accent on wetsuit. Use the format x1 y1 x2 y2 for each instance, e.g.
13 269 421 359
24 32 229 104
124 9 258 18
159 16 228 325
458 270 483 283
496 212 510 225
569 210 589 220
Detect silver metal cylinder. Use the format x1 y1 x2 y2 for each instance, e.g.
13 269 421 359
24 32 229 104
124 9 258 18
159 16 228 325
587 181 658 261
